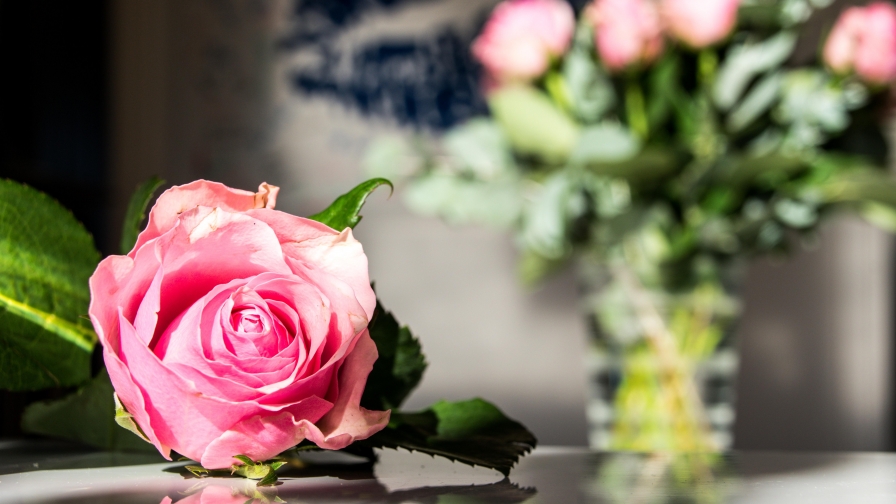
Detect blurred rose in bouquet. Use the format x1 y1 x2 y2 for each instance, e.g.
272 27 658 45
587 0 664 71
472 0 575 83
824 2 896 85
661 0 740 48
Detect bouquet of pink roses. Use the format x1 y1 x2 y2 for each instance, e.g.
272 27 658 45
367 0 896 452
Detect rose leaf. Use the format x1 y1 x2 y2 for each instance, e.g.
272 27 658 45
20 368 160 452
360 298 427 412
0 180 100 391
308 178 392 231
355 398 537 476
119 176 165 254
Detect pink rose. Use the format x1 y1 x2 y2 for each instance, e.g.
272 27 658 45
587 0 664 72
661 0 740 48
89 180 389 469
471 0 575 83
824 2 896 85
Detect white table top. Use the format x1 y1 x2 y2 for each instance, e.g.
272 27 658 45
3 440 896 503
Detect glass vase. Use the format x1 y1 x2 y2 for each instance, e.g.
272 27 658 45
581 252 744 452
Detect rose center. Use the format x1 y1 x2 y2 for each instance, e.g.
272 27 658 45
231 308 268 335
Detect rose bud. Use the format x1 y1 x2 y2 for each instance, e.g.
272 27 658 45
660 0 740 48
89 180 389 469
471 0 575 83
824 2 896 85
586 0 664 72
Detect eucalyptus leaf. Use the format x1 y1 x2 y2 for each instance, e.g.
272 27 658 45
571 124 641 164
519 172 576 259
562 35 614 122
774 199 818 228
488 85 580 161
443 119 513 179
363 136 419 181
0 180 99 391
777 70 849 142
404 174 523 228
713 32 797 110
308 178 392 231
361 298 427 412
21 369 158 452
726 71 782 132
356 398 537 476
119 176 164 254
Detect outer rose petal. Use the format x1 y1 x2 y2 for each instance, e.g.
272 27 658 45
307 330 391 446
130 180 278 257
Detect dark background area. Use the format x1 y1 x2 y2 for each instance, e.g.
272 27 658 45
0 0 109 437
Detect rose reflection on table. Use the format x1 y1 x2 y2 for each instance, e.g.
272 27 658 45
158 459 535 504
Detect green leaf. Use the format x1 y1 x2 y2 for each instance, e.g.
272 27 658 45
230 457 281 486
185 465 209 478
356 398 537 476
570 124 641 164
404 174 524 229
488 85 580 162
308 178 392 231
21 369 158 452
518 249 568 286
583 148 682 187
443 119 513 179
0 180 100 391
562 24 614 123
114 392 150 443
361 298 427 411
119 176 164 254
233 454 255 466
726 71 783 132
713 32 797 110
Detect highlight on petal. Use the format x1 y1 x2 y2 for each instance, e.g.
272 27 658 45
130 180 280 256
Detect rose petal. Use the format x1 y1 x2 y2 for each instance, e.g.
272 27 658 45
246 210 376 320
131 180 278 257
199 395 333 468
118 310 263 462
304 330 390 448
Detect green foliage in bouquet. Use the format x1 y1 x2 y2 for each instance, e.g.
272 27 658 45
368 1 896 286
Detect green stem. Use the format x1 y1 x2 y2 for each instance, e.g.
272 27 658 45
697 49 718 92
625 78 649 140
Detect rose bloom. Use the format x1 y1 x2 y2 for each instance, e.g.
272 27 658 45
661 0 740 48
471 0 575 82
89 181 389 469
824 2 896 85
587 0 664 72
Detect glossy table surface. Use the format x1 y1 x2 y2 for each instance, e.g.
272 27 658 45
3 440 896 503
